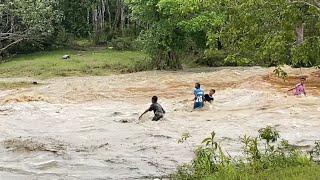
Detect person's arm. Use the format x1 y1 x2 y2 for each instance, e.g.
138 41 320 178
139 109 149 119
287 87 295 92
162 107 166 114
139 105 153 119
193 89 197 101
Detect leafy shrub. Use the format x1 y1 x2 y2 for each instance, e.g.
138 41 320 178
224 54 253 66
52 28 76 48
91 31 112 45
172 126 320 180
195 50 227 67
273 66 288 81
291 37 320 67
111 58 153 73
108 37 141 51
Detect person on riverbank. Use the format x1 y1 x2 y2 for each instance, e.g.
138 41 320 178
139 96 165 121
288 77 307 96
193 83 204 109
204 89 215 103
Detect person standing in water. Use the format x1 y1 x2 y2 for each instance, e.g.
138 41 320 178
288 77 307 96
193 83 204 109
204 89 215 103
139 96 165 121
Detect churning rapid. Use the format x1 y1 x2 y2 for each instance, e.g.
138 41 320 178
0 67 319 179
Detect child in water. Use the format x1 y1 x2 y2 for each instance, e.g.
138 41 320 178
204 89 215 103
193 83 204 109
139 96 165 121
288 77 307 96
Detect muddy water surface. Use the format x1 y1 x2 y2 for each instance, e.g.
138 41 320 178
0 67 319 179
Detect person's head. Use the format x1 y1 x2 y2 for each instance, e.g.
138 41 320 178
300 77 306 84
209 89 216 96
195 83 201 89
151 96 158 103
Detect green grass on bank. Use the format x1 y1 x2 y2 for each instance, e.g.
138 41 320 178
204 165 320 180
0 49 149 78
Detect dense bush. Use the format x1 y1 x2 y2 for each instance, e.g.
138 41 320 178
108 37 141 51
291 37 320 67
111 57 153 73
194 50 227 67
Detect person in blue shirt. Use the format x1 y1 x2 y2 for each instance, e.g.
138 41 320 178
193 83 204 109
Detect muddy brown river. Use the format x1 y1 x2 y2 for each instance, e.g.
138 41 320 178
0 67 319 179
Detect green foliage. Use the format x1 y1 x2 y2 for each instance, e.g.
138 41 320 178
258 126 280 145
224 55 252 66
310 141 320 161
291 37 320 67
109 37 141 50
219 0 320 67
128 0 320 68
1 0 63 55
3 0 320 67
241 135 261 161
111 57 153 73
172 126 320 180
178 132 191 144
58 0 92 37
195 50 227 67
205 165 320 180
273 66 288 80
127 0 226 69
9 0 62 35
173 131 231 179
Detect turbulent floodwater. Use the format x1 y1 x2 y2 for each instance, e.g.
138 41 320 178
0 67 319 179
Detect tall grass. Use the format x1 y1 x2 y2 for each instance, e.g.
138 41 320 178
172 126 320 180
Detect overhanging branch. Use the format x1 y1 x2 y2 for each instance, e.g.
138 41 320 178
0 38 24 53
289 0 320 11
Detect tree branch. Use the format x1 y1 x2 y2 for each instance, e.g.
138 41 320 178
289 0 320 11
0 38 24 53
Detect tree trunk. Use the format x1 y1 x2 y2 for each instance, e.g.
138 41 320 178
92 8 98 36
106 0 112 30
295 22 305 45
154 50 182 70
120 0 125 36
101 0 105 29
98 8 103 30
168 51 182 70
113 0 121 32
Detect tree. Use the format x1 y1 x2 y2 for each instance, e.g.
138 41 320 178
220 0 320 67
127 0 225 69
0 0 62 58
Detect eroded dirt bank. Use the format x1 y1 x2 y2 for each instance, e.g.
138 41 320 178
0 67 319 179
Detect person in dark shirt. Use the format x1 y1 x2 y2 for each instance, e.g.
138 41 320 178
204 89 215 103
139 96 165 121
